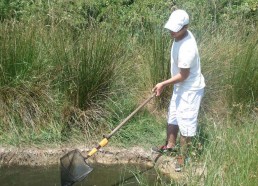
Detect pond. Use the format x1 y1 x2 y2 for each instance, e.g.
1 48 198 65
0 163 171 186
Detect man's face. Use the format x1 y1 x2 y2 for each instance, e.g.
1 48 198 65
170 25 188 41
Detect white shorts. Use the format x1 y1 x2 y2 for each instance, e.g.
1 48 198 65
167 88 204 137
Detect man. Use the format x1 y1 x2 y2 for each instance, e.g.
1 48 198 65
152 9 205 172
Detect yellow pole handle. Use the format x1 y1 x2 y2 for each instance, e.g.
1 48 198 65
99 138 108 147
87 138 109 157
87 148 98 157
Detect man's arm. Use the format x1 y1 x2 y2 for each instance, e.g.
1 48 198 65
152 68 190 96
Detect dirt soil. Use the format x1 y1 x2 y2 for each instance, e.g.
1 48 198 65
0 145 205 182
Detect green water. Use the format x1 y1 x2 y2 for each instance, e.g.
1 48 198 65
0 163 170 186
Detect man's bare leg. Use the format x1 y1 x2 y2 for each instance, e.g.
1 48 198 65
167 124 179 148
174 135 192 171
180 135 191 156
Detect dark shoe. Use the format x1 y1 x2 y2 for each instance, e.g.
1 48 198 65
151 145 177 154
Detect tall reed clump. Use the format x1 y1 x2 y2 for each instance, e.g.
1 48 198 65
227 36 258 117
46 25 127 138
197 20 258 121
147 28 171 109
0 21 62 144
49 26 124 109
0 21 39 86
73 29 124 109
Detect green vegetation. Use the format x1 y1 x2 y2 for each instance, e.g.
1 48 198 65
0 0 257 185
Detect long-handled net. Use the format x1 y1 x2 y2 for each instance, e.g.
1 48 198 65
60 149 93 186
60 93 155 186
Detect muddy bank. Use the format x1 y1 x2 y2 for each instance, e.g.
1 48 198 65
0 145 190 180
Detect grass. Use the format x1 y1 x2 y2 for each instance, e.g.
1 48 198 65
108 110 166 149
201 119 258 186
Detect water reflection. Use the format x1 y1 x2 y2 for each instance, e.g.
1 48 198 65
0 163 169 186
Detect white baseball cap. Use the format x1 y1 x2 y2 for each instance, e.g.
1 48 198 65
164 9 189 32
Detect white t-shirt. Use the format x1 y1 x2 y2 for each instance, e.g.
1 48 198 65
171 30 205 91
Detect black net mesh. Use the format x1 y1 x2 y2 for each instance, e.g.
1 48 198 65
60 149 93 186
